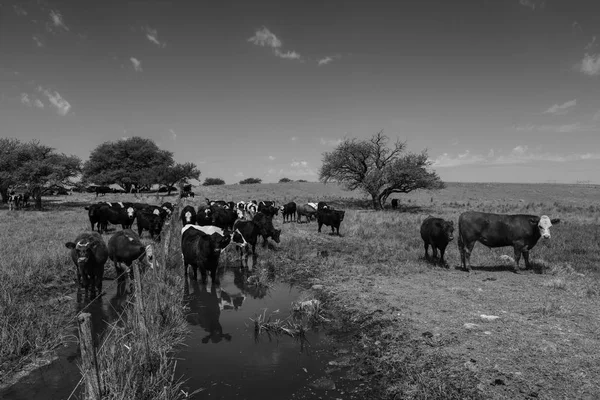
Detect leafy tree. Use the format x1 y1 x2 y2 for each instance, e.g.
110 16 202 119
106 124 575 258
83 137 173 192
239 178 262 185
203 177 226 186
156 162 201 195
0 139 81 208
319 131 444 209
278 177 292 183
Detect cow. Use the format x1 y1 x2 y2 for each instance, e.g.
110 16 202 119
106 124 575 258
211 207 238 231
391 199 399 210
84 203 104 231
244 202 258 220
95 204 137 233
145 204 169 221
95 186 111 197
181 205 197 226
181 224 231 283
317 208 345 235
297 203 317 223
280 201 297 223
136 210 164 240
65 232 108 295
258 201 278 216
317 201 329 211
458 211 560 272
226 201 236 211
420 216 454 267
206 198 228 209
107 229 153 293
161 202 174 216
8 194 23 210
196 206 213 226
231 219 262 256
252 212 281 247
180 191 195 199
307 202 318 210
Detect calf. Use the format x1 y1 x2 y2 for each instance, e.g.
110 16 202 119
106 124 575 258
107 229 153 291
458 211 560 272
280 201 297 223
65 232 108 295
181 205 197 226
253 212 281 247
296 203 317 223
317 208 345 235
84 203 104 231
137 210 164 240
391 199 399 210
181 225 231 283
420 216 454 267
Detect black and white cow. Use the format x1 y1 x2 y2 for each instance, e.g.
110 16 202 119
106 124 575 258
181 205 197 226
65 232 108 295
181 225 231 283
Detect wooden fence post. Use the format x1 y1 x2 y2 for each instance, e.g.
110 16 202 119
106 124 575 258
77 313 102 400
132 263 151 364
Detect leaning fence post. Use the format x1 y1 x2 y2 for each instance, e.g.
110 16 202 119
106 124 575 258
132 263 151 364
77 313 102 400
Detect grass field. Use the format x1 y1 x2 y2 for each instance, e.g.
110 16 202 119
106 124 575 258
1 182 600 399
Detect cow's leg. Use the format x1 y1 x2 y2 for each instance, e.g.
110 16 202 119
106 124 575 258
460 239 475 271
522 249 531 270
513 242 525 272
439 244 449 268
432 245 439 261
96 266 104 295
318 222 323 233
424 242 429 260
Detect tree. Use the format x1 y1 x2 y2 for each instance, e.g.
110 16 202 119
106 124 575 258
83 137 173 192
278 177 292 183
156 162 201 195
0 139 81 209
203 177 226 186
239 178 262 185
319 131 444 209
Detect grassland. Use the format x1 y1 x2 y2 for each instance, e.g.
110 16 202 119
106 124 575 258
1 182 600 399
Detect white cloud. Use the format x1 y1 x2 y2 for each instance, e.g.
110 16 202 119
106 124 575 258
542 99 576 115
268 155 276 161
277 168 317 177
291 160 308 167
291 136 298 141
144 26 166 48
519 0 545 10
20 93 32 107
33 99 44 109
578 54 600 76
248 27 282 49
514 123 593 133
130 57 143 72
432 151 486 168
169 129 176 141
274 49 301 60
585 36 597 50
13 5 27 16
317 56 333 66
320 137 342 146
47 10 69 32
32 35 44 47
20 93 45 109
38 87 71 116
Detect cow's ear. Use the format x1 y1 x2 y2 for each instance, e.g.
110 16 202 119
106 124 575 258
550 218 560 225
529 217 540 225
65 242 76 249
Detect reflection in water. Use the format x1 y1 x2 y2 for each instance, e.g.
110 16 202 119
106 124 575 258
185 280 232 344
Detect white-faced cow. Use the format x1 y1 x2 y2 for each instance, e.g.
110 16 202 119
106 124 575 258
458 211 560 272
181 205 197 226
181 225 231 283
65 232 108 296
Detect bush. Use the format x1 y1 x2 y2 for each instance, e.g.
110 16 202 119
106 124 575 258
240 178 262 185
203 178 226 186
297 179 308 183
279 178 292 183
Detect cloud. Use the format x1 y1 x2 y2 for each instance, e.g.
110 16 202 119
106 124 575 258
277 168 317 177
320 137 343 146
514 123 593 133
47 10 69 32
248 27 282 49
291 160 308 167
585 36 596 50
169 129 176 141
432 146 600 168
268 155 276 161
130 57 143 72
144 26 166 48
291 136 298 141
274 49 301 60
13 5 27 16
20 93 32 107
34 99 44 108
38 87 71 116
20 93 45 109
542 99 576 115
318 56 333 66
32 35 43 47
519 0 545 10
578 54 600 76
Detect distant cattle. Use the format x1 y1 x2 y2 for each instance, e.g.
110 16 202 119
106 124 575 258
458 211 560 272
107 229 153 292
297 203 317 223
181 225 231 283
280 202 297 223
8 194 23 210
180 191 195 199
136 210 164 240
181 205 197 226
95 186 111 197
420 216 454 267
65 232 108 295
391 199 399 210
317 208 345 235
253 212 281 247
206 198 228 209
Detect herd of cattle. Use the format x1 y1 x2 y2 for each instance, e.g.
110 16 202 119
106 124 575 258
61 194 562 296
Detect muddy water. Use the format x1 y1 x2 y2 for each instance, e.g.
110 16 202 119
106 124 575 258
175 260 347 400
0 281 128 400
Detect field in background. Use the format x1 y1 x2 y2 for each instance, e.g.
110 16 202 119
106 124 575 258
1 181 600 398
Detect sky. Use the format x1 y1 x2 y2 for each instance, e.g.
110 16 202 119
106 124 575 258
1 0 599 184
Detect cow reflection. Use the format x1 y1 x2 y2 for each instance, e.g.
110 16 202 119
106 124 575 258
234 261 270 300
186 280 232 344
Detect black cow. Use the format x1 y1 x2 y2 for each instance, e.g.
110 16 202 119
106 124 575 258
252 212 281 246
180 191 195 198
181 205 197 226
84 204 104 231
65 232 108 295
196 206 213 226
95 186 111 197
145 204 169 221
107 229 152 291
232 219 263 256
317 208 345 235
258 201 278 217
420 216 454 267
137 210 164 240
227 201 236 211
95 204 137 233
181 225 231 283
161 202 174 216
458 211 560 272
296 203 317 223
211 207 238 230
317 201 329 211
206 198 228 209
391 199 399 210
280 201 297 223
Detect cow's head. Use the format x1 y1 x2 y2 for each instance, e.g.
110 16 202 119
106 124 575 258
442 220 454 241
532 215 560 239
336 210 346 222
126 206 135 219
236 209 244 219
184 210 193 224
65 239 92 264
271 229 281 244
148 214 163 233
210 232 231 254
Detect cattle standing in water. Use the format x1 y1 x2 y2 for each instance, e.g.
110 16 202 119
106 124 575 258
317 208 345 235
280 202 297 223
458 211 560 272
296 203 317 223
181 205 197 226
65 232 108 295
107 230 152 292
181 225 231 283
232 219 263 256
137 210 164 240
391 199 399 210
420 216 454 267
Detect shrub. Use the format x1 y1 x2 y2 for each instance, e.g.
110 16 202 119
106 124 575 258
203 178 225 186
240 178 262 185
279 178 292 183
297 179 308 183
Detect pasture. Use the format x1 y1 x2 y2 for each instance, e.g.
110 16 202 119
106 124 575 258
1 182 600 399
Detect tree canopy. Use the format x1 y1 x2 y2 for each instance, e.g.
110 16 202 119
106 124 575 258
0 138 81 208
203 177 226 186
319 131 444 209
239 178 262 185
82 137 198 192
